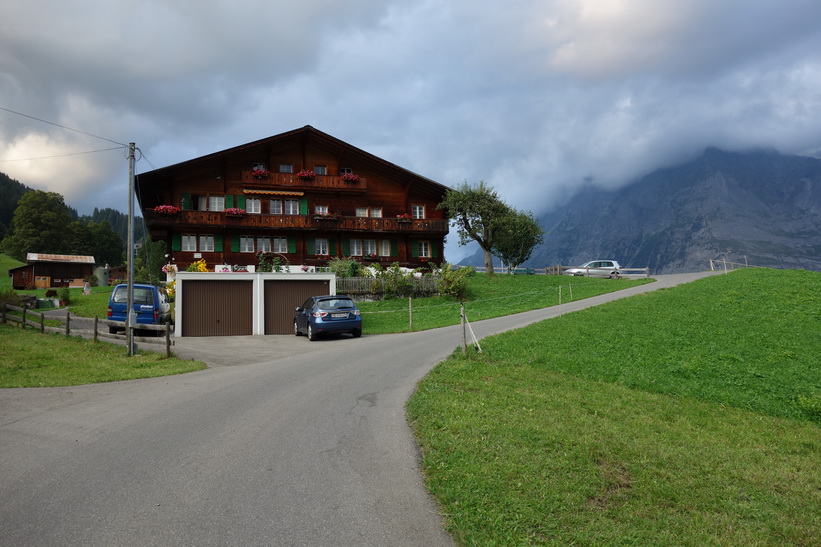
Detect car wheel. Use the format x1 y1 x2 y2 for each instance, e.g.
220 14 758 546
352 328 362 338
108 327 119 335
294 321 301 336
307 324 317 341
609 271 621 279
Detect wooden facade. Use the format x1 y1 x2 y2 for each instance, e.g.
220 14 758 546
137 126 451 271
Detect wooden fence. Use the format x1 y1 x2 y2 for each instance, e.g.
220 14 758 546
336 275 439 298
459 265 651 278
1 304 174 357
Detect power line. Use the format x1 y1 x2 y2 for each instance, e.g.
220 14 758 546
0 105 128 147
0 146 124 163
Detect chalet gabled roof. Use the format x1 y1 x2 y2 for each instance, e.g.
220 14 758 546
136 125 450 195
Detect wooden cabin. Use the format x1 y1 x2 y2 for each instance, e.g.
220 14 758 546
8 253 96 290
136 126 451 271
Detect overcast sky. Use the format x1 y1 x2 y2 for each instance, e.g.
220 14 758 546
2 0 820 259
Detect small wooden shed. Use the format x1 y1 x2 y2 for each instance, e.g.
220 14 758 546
8 253 96 290
174 272 336 337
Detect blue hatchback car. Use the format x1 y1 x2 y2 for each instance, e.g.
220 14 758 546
294 295 362 341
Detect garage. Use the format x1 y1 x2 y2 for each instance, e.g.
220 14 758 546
264 279 330 334
175 272 336 337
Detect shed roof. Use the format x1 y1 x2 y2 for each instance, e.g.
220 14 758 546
26 253 96 264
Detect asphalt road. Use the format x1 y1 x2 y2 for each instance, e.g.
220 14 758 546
0 272 718 546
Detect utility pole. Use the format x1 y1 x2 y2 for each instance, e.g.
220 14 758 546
126 143 136 356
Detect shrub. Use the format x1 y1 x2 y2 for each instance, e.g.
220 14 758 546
328 257 367 278
436 263 474 299
57 287 71 304
0 288 23 308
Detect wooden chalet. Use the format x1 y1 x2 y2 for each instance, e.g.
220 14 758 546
8 253 96 290
137 126 451 271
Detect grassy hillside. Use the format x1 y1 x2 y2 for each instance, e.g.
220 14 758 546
408 268 820 545
0 254 25 290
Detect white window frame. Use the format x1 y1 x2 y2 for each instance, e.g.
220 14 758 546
273 237 288 254
209 196 225 212
256 236 271 253
270 200 283 214
280 164 293 173
314 165 327 175
315 238 329 256
182 234 197 252
370 207 382 218
412 204 425 219
246 197 261 214
350 239 363 256
418 240 431 258
240 236 255 253
356 207 369 218
315 204 329 215
364 240 377 256
379 240 391 257
284 199 300 215
340 167 353 174
199 234 215 252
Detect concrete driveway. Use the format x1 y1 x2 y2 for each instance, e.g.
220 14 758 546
0 272 719 545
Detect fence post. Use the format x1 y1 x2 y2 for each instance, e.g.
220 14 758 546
22 307 27 330
165 321 171 358
460 303 466 352
408 297 413 332
40 312 45 334
558 285 562 307
1 303 5 324
94 316 99 343
65 309 70 337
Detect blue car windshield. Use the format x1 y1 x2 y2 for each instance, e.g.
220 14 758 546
317 298 354 310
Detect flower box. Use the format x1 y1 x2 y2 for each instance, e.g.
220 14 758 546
297 169 315 180
251 168 270 179
154 205 181 215
340 173 360 183
224 207 247 217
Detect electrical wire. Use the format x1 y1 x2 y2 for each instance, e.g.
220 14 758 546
0 105 128 147
0 146 125 163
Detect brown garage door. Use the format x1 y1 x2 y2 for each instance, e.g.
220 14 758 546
264 279 331 334
182 280 253 336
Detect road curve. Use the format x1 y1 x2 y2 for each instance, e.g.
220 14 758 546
0 272 718 545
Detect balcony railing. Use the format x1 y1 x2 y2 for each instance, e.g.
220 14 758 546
242 171 367 192
144 210 449 234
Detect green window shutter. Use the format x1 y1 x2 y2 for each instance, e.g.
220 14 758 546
237 195 246 209
288 236 296 254
172 232 181 252
343 238 350 256
299 198 308 215
225 195 234 208
391 240 398 257
180 193 191 210
330 239 337 256
410 240 419 258
307 239 315 255
230 235 239 253
215 234 224 252
432 244 439 259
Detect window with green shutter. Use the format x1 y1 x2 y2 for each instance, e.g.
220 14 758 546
288 236 296 254
230 235 239 253
172 232 181 251
215 234 224 252
391 240 398 257
180 193 191 210
307 239 315 255
225 195 234 209
343 238 350 256
410 240 419 258
299 198 308 215
236 195 245 209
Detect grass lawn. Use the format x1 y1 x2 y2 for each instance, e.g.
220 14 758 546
408 268 821 545
0 323 206 387
359 273 652 333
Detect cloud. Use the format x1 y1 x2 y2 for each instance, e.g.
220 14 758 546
1 0 820 239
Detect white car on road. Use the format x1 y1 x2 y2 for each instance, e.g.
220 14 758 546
564 260 623 278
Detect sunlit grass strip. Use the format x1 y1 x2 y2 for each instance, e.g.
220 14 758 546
359 275 651 334
0 324 205 387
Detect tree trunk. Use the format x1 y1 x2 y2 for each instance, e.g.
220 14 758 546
483 248 494 274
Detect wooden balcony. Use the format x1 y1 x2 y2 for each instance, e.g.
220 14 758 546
242 171 367 192
144 210 449 234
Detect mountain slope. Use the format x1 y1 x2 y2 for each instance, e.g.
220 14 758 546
463 149 821 273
